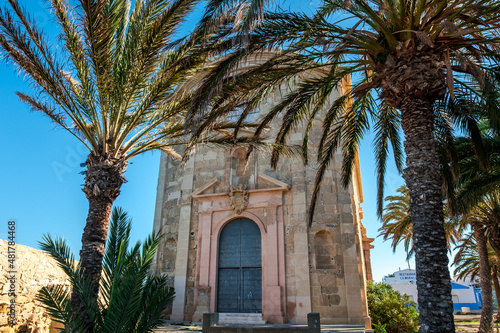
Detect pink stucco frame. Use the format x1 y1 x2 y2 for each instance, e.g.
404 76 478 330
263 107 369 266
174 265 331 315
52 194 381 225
192 186 288 323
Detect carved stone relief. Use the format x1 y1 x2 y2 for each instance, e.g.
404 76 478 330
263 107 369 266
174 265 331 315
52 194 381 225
229 184 249 214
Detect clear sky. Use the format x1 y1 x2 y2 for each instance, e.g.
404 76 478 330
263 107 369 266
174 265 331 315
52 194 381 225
0 0 427 283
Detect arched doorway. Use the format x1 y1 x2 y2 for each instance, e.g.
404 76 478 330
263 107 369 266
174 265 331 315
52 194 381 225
217 218 262 313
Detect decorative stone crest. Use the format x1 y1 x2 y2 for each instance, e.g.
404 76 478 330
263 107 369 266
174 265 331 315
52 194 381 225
229 184 249 214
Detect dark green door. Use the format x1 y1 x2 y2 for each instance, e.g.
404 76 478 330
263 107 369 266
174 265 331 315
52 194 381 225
217 218 262 313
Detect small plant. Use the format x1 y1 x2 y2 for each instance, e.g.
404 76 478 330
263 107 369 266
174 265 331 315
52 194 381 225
36 207 175 332
367 281 419 333
373 322 388 333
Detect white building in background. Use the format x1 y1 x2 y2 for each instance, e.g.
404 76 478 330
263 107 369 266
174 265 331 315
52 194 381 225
382 269 418 303
383 268 416 284
455 276 481 288
383 269 481 311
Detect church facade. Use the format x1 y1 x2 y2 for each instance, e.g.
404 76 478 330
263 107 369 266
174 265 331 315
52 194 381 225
151 77 374 327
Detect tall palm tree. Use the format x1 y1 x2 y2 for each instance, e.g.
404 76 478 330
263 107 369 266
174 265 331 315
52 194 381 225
379 185 459 260
188 1 500 330
0 0 245 301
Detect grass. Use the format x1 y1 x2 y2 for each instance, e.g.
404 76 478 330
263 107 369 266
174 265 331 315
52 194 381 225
454 314 500 332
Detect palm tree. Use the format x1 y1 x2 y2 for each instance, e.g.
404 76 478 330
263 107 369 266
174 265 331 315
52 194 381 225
453 230 500 332
380 186 413 259
452 122 500 208
379 185 459 260
494 268 500 323
474 226 494 333
454 135 500 256
468 194 500 326
453 233 500 324
380 142 500 331
0 0 244 301
187 1 500 330
445 85 500 328
37 207 175 332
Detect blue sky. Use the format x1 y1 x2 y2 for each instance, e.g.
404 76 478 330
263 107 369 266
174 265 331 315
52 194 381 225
0 0 421 282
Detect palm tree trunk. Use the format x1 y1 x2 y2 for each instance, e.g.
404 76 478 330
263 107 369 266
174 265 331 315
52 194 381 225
476 225 493 333
79 196 116 290
71 154 127 327
400 98 454 333
80 154 126 289
487 226 500 258
491 268 500 322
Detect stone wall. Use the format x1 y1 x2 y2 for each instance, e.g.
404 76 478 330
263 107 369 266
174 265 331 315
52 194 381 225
0 239 69 333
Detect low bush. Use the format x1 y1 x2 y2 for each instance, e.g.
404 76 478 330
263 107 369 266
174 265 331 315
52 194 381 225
367 281 419 333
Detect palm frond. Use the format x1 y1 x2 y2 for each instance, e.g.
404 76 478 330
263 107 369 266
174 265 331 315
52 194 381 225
38 207 174 332
374 104 403 216
36 285 71 326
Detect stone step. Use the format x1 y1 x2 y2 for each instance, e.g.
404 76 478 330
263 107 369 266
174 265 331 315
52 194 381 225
218 313 266 325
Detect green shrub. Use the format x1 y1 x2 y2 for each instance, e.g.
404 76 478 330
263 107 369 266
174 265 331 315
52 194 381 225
367 281 419 333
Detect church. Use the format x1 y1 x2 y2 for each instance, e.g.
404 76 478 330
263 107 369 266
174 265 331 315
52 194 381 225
151 62 374 327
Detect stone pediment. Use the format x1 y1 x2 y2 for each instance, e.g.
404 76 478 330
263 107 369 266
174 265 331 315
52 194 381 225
190 173 290 198
257 172 291 190
191 177 220 197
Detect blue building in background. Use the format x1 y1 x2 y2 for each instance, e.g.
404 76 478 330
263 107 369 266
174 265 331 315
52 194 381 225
450 281 480 311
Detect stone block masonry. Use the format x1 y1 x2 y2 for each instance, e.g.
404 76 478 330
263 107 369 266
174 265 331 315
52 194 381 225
0 239 69 333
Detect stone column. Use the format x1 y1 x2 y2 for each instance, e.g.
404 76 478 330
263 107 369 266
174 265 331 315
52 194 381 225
294 230 312 322
171 155 195 320
291 164 312 324
193 211 213 320
151 152 168 275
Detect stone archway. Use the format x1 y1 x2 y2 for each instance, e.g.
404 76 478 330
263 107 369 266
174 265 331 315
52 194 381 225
217 218 262 313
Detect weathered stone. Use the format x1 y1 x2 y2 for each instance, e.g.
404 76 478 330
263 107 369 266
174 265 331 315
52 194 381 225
0 327 15 333
321 286 338 295
317 274 335 287
0 240 69 333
